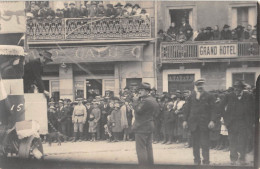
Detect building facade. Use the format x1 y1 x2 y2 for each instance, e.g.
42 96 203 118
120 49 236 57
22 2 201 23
26 1 156 101
157 1 259 93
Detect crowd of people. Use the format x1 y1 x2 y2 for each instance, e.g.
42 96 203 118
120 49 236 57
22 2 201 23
46 82 255 153
158 20 257 43
26 1 149 20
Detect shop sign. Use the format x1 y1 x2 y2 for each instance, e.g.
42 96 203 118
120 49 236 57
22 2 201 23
198 44 237 58
168 74 194 82
29 45 143 63
0 1 26 33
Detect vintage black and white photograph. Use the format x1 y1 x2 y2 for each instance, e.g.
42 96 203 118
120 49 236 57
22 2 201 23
0 0 259 169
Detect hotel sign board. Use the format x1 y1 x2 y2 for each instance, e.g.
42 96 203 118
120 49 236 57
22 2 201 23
198 43 238 58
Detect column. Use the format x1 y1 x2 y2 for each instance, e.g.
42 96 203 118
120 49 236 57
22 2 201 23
231 8 237 29
59 64 74 100
248 7 257 27
114 64 120 97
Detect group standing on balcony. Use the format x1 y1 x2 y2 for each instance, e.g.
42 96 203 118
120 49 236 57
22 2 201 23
26 1 150 20
158 20 257 43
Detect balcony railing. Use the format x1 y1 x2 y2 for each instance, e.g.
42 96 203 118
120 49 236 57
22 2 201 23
26 17 152 41
160 40 260 63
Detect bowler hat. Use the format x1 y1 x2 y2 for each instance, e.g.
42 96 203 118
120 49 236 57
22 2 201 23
39 50 53 61
205 27 212 31
124 3 132 8
133 4 140 8
138 82 151 91
114 2 123 7
140 9 147 14
223 24 230 29
194 78 205 86
233 80 246 89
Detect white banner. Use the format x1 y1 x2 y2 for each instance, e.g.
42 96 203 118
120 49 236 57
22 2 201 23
0 1 26 33
198 44 238 58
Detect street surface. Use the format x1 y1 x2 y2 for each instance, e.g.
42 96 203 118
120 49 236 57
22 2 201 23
42 140 254 166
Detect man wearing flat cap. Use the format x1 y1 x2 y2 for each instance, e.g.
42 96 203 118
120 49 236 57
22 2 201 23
132 82 160 165
23 50 53 97
183 78 216 165
216 80 254 165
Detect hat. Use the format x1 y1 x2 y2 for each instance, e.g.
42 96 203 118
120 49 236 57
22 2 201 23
114 102 120 108
233 80 246 89
76 98 84 101
205 27 212 31
91 1 97 5
124 86 129 90
106 4 113 8
58 99 63 103
152 87 157 91
236 25 244 30
124 3 132 8
38 50 53 61
98 3 104 7
133 4 140 8
223 24 230 29
92 99 98 104
194 78 205 86
138 82 151 91
49 106 55 109
140 9 146 14
69 2 75 5
114 2 123 7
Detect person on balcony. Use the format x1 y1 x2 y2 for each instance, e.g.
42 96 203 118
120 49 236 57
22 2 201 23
231 29 238 40
205 27 213 40
38 5 55 19
97 4 106 17
132 4 141 15
179 18 193 41
124 3 133 16
244 24 253 40
212 25 221 40
251 25 257 39
55 9 64 18
166 22 178 41
69 2 80 18
235 25 245 41
23 50 52 97
176 30 187 43
139 9 149 20
62 2 70 18
106 4 116 18
89 1 98 18
114 2 124 17
79 4 88 18
221 24 232 40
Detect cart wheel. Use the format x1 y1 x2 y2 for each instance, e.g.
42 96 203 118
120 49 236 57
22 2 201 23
18 136 44 159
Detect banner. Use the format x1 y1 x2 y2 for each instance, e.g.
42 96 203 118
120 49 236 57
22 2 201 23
29 45 143 63
0 1 26 33
198 44 238 58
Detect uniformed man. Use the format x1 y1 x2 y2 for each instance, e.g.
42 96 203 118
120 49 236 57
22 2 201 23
72 98 87 141
218 80 254 165
183 79 216 165
132 82 160 166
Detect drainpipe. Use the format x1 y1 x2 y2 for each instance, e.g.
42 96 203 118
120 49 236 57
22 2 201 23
154 0 158 89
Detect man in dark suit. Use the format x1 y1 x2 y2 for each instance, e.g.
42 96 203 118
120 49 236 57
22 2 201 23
84 101 93 140
132 82 160 166
183 79 216 165
23 50 52 97
221 24 232 40
218 80 254 165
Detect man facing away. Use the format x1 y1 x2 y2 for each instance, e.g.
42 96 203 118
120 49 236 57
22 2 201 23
183 79 216 165
132 82 160 166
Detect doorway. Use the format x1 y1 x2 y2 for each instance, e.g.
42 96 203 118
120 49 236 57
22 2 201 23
168 74 194 93
86 79 102 99
169 9 192 29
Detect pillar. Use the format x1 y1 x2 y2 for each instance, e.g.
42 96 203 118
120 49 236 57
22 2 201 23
59 64 74 100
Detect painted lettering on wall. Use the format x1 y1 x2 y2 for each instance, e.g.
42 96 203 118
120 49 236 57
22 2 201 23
198 44 237 58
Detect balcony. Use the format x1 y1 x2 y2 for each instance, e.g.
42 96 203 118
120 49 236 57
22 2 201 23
26 17 153 43
160 40 260 63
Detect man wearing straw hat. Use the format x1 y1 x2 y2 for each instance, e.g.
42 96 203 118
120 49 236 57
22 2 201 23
132 82 160 166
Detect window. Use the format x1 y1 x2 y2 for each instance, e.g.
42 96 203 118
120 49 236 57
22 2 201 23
169 9 192 29
75 81 84 99
232 73 255 87
237 7 248 27
168 74 194 93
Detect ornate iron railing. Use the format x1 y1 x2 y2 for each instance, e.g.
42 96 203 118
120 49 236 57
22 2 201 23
27 17 152 41
160 40 260 62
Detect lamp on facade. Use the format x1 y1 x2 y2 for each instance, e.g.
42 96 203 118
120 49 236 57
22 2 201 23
60 62 69 72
